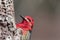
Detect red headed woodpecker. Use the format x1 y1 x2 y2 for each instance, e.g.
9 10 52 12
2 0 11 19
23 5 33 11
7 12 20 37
16 15 34 40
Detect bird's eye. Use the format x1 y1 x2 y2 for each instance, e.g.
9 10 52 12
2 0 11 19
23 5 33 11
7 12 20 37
27 18 31 22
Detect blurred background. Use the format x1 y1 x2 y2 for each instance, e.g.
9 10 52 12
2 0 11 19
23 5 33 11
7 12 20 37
14 0 60 40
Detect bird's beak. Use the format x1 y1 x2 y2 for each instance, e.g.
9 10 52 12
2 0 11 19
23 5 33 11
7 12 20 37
20 15 29 22
20 15 25 20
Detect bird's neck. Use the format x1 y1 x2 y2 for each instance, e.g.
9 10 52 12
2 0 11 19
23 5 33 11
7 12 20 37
22 29 28 35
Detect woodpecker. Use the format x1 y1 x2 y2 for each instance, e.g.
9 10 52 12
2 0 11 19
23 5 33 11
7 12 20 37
16 15 34 40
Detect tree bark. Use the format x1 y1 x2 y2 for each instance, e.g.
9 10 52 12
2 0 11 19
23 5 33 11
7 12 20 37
0 0 16 40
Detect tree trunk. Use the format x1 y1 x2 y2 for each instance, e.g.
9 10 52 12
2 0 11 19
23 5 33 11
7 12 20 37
0 0 16 40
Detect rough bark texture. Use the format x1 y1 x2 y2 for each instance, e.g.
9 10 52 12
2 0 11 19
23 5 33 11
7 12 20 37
0 0 18 40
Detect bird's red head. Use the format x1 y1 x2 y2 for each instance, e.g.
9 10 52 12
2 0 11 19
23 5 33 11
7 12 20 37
25 16 34 26
16 15 34 31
